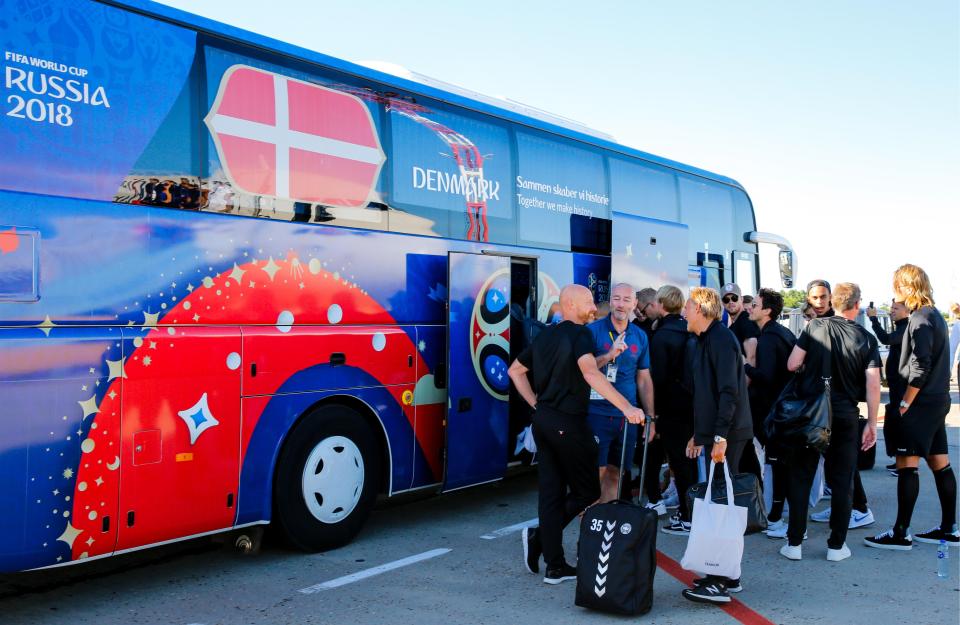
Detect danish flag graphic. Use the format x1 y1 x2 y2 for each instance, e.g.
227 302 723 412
205 65 386 207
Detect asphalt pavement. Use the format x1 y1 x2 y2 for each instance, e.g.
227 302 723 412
1 400 958 625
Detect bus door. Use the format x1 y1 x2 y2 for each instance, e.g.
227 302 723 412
116 326 242 550
443 252 511 491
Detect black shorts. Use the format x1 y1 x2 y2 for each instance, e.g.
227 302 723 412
885 396 950 457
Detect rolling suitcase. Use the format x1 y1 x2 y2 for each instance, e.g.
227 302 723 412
575 418 658 615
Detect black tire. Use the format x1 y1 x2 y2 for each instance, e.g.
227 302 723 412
274 404 381 551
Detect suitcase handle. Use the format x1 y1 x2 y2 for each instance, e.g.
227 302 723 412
616 415 653 502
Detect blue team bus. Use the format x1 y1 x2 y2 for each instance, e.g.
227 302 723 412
0 0 794 573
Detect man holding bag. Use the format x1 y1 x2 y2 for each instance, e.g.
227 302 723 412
680 287 753 604
783 282 880 562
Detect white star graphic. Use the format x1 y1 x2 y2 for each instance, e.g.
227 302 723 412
78 396 99 419
418 340 426 352
142 311 160 331
57 522 81 548
177 393 220 445
106 358 126 381
229 263 246 284
626 243 633 257
262 257 281 281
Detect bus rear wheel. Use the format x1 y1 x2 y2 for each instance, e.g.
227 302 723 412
274 404 381 551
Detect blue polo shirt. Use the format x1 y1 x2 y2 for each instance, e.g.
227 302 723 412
587 317 650 417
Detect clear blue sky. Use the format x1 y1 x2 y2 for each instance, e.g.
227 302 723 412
158 0 959 305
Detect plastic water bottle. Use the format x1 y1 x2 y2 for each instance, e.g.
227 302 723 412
937 540 950 579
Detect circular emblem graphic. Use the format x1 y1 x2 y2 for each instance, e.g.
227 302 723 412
620 523 632 535
401 390 414 406
536 272 561 323
469 268 511 400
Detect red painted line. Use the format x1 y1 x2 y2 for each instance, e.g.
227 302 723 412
656 550 777 625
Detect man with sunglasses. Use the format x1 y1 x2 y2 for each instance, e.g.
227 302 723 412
721 283 761 353
633 287 659 340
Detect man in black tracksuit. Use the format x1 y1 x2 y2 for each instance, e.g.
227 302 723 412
744 289 796 529
867 301 909 459
680 287 753 605
649 286 697 535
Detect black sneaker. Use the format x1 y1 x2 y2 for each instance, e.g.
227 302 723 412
543 562 577 585
661 517 692 536
694 576 742 593
682 579 731 604
864 528 913 551
914 525 960 546
886 462 898 477
522 525 542 574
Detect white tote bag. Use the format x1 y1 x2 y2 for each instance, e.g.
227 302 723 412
809 456 825 508
681 460 748 580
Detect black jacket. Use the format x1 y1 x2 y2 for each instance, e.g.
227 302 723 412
745 321 796 431
870 316 908 404
691 320 753 445
899 306 950 402
650 314 693 434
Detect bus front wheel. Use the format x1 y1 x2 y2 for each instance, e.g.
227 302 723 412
274 404 381 551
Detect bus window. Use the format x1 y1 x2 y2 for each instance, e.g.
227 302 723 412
388 102 515 244
515 132 610 252
200 46 389 230
609 158 679 222
679 175 735 260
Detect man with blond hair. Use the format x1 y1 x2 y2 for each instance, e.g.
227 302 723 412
866 265 957 549
680 287 753 604
786 282 880 562
651 285 698 536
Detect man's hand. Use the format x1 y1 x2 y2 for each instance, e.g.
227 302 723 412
646 420 656 443
623 405 645 425
711 439 727 463
861 422 877 452
608 332 627 359
685 436 703 459
866 306 877 318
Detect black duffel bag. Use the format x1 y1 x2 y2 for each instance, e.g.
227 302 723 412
764 320 833 454
686 470 768 535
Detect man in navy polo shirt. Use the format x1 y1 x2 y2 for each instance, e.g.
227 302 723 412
588 282 655 503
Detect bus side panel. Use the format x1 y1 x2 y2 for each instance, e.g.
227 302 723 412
411 325 446 489
114 326 241 552
0 327 120 573
236 383 416 525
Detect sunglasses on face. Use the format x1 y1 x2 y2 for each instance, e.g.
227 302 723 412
722 295 739 303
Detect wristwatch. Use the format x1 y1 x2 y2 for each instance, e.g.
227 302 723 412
899 400 910 410
713 435 726 443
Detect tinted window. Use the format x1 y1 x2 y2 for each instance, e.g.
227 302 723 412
609 158 679 222
388 102 514 244
516 132 610 252
200 45 389 229
679 175 734 258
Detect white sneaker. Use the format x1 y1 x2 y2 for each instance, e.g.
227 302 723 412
849 509 875 529
660 479 678 500
645 500 667 516
764 519 787 535
765 524 807 540
827 543 852 562
810 507 831 523
780 544 802 560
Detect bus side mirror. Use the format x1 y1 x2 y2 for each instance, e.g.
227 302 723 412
779 250 794 288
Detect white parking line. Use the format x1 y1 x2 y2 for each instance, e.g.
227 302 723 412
480 518 538 540
298 548 451 594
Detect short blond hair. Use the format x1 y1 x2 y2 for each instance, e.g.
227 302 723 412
949 302 960 319
832 282 861 312
657 285 685 314
690 287 722 321
893 264 935 310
